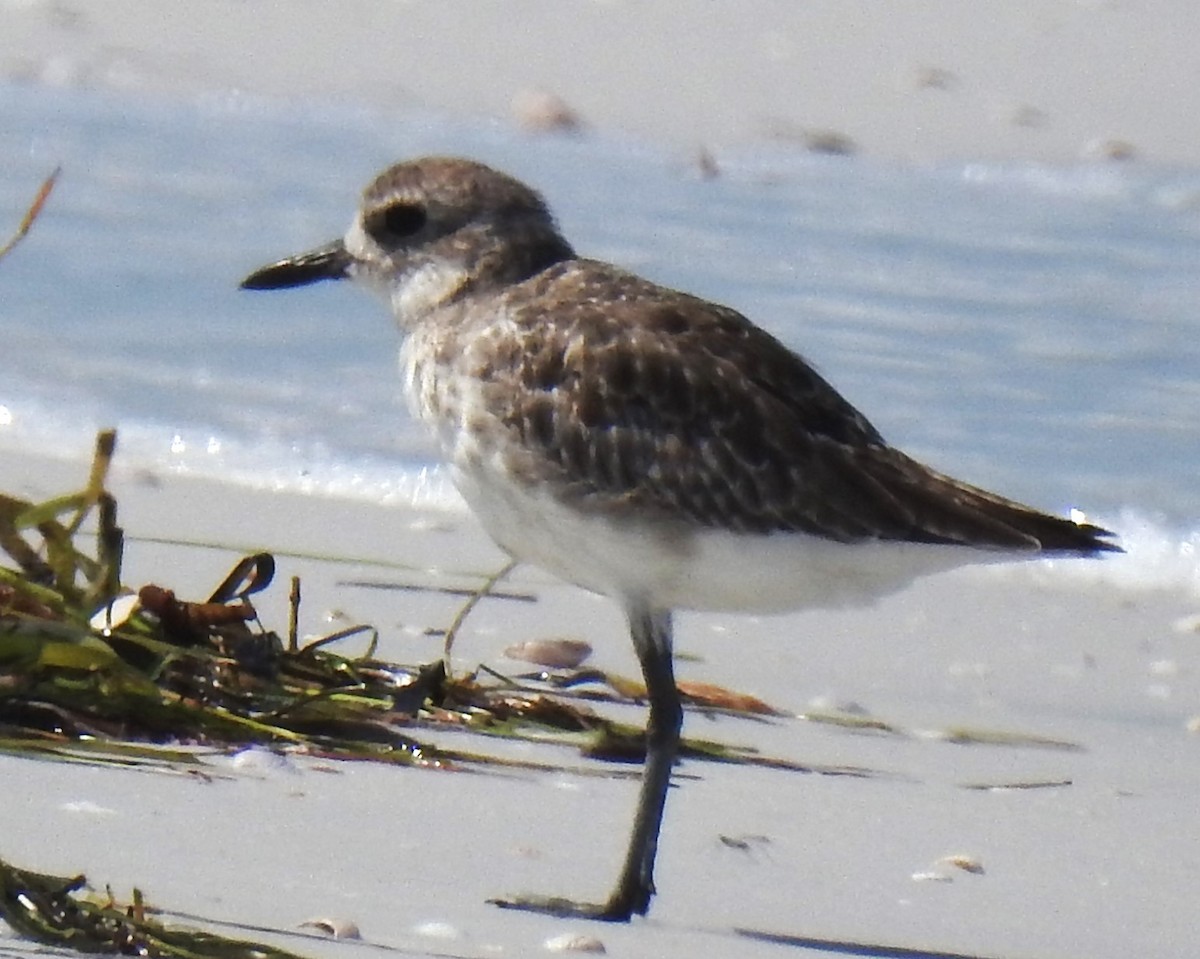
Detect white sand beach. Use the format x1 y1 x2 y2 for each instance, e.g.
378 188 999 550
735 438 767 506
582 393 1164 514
2 3 1200 958
1 447 1198 959
3 0 1199 165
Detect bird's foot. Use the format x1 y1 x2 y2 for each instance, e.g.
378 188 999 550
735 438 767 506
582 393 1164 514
488 890 648 923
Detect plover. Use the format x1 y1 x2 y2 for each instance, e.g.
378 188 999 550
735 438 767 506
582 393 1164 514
240 156 1120 921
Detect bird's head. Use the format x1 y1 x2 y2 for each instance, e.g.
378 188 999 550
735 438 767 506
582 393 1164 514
240 156 574 326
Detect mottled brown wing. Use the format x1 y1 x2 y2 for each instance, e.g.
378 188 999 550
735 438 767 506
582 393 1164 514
484 262 1117 553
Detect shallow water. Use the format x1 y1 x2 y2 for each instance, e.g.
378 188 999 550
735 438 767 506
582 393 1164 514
1 81 1198 589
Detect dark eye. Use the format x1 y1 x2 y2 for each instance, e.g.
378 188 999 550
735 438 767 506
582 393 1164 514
365 202 427 243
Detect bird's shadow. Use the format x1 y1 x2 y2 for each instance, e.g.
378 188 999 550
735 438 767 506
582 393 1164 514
736 927 1014 959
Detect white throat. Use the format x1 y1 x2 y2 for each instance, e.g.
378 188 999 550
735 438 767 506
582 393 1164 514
389 259 470 326
343 220 468 326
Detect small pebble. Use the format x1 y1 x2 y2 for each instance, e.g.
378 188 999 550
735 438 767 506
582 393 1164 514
544 932 606 953
800 129 857 156
695 147 720 179
1082 137 1137 161
60 800 116 816
413 921 459 940
228 747 294 773
1010 104 1048 129
512 89 584 134
913 65 958 90
503 638 592 668
719 833 771 852
1171 613 1200 634
938 854 985 875
913 853 985 882
761 120 857 156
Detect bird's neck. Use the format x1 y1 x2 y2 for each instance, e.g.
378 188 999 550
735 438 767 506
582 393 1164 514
461 220 576 295
391 222 574 327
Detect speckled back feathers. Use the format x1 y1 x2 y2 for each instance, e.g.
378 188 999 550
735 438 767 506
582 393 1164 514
260 156 1118 556
430 257 1115 552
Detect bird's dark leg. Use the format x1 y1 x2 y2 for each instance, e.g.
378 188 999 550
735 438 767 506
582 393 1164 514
491 604 681 922
600 605 680 917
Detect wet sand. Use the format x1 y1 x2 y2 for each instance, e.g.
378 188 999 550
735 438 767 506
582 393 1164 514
1 448 1196 958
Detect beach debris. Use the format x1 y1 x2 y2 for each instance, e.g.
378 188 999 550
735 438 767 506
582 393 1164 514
1171 613 1200 634
938 853 985 875
794 700 1084 750
806 694 870 715
139 583 256 641
287 574 300 650
718 833 772 853
228 746 295 774
1010 104 1049 129
1 580 60 619
299 916 361 939
503 637 593 669
59 799 117 816
538 664 786 717
0 166 60 264
0 855 307 959
544 932 607 953
796 128 858 157
0 435 440 767
1082 137 1137 162
761 119 858 156
913 65 958 91
960 778 1073 791
512 88 585 135
912 853 985 883
441 557 518 671
1186 716 1200 734
695 146 721 180
677 679 782 715
0 433 882 787
921 726 1084 751
800 702 900 735
413 920 460 939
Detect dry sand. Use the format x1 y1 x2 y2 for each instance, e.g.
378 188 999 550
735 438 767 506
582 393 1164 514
2 0 1198 165
2 448 1198 959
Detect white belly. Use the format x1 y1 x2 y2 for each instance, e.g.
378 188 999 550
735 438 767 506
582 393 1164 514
452 462 996 615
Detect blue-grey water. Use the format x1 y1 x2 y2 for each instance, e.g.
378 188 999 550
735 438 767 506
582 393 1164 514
1 82 1198 591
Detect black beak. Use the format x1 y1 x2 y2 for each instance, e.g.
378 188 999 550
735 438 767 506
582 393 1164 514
239 240 352 290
